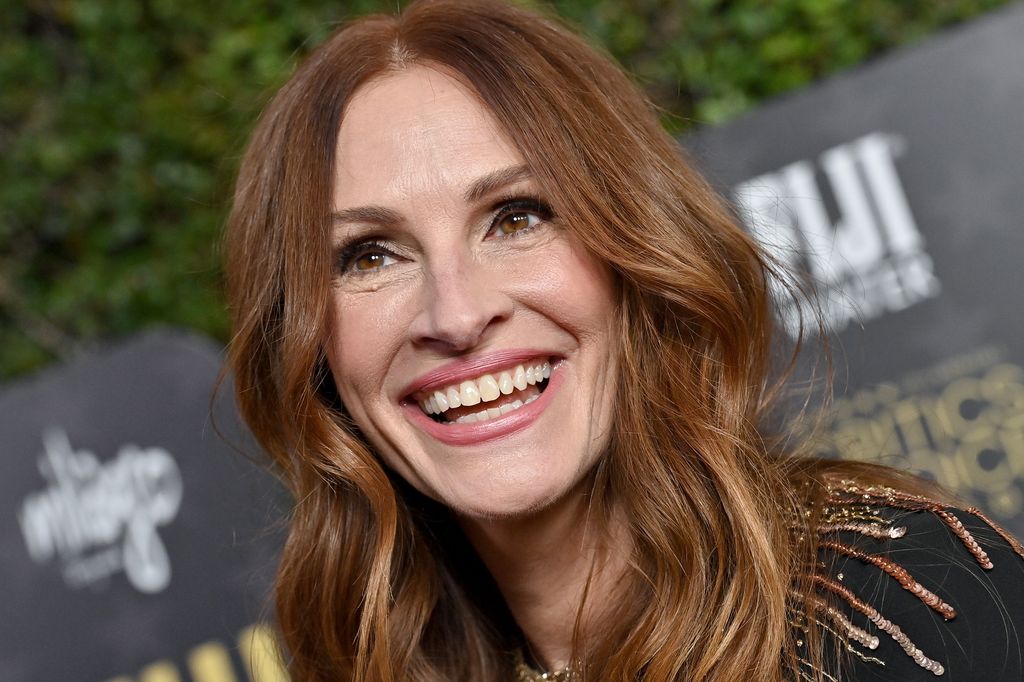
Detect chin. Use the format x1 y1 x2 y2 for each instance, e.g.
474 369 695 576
438 463 587 522
456 494 556 521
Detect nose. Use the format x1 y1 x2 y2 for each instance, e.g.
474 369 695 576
410 252 512 353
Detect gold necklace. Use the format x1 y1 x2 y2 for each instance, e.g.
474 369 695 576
512 648 579 681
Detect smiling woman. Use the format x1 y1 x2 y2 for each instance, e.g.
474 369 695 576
222 1 1024 681
327 67 618 519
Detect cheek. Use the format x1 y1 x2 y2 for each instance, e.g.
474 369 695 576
570 250 618 322
522 239 618 332
326 291 406 406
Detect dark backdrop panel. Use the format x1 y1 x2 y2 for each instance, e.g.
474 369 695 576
0 330 287 682
687 4 1024 529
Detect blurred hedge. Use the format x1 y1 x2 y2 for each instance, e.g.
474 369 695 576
0 0 1012 379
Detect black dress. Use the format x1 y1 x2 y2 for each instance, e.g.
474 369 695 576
806 484 1024 681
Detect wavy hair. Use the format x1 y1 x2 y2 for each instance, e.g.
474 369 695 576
224 0 863 679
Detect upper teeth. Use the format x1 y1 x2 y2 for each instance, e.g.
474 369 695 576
418 360 551 415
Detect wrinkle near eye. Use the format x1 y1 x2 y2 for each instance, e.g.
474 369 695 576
334 265 421 295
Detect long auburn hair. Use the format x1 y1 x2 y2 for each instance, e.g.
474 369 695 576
223 0 896 679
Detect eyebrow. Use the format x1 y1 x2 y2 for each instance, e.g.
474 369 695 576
463 163 533 203
330 164 534 227
331 205 403 227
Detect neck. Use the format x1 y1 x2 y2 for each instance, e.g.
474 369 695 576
459 488 628 672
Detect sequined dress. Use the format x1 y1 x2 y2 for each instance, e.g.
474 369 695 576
513 481 1024 681
797 483 1024 680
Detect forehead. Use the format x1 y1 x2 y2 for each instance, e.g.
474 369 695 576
333 66 525 207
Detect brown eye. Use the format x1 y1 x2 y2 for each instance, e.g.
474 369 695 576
354 252 390 271
488 198 552 239
335 240 399 276
495 211 538 236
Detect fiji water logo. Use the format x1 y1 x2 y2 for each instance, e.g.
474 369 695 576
733 131 940 335
18 429 183 594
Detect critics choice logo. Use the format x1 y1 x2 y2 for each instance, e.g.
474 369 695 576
18 429 183 594
733 131 940 334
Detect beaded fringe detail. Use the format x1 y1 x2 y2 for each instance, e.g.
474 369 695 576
797 481 1024 677
511 481 1023 680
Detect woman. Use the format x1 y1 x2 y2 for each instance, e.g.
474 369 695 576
223 1 1024 679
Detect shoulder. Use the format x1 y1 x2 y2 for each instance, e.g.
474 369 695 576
804 480 1024 681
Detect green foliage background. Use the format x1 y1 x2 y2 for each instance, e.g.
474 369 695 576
0 0 1014 379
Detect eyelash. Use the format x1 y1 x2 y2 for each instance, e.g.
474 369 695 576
333 195 554 277
334 238 395 277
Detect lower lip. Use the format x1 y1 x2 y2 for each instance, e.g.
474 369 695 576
402 362 564 446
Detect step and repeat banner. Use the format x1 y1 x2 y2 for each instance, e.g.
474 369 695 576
3 4 1024 681
0 331 288 682
687 3 1024 531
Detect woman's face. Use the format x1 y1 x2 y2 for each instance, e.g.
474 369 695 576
327 66 619 519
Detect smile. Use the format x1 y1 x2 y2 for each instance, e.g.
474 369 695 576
414 359 551 425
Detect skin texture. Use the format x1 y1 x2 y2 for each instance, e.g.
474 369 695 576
327 66 620 521
327 67 627 669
